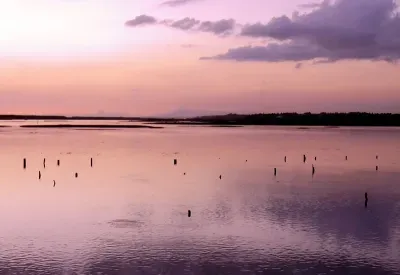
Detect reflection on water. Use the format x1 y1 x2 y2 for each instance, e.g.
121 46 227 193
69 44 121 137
0 124 400 274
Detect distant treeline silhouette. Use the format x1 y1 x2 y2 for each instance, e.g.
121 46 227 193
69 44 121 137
189 112 400 126
1 112 400 126
150 112 400 127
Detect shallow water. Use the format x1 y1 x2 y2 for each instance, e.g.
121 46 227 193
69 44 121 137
0 123 400 274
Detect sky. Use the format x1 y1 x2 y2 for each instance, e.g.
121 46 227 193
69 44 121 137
1 0 400 116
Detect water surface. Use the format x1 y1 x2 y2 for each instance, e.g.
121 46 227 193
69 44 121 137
0 123 399 274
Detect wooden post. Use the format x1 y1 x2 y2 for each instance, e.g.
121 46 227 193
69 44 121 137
39 171 41 180
75 172 78 178
188 210 191 217
174 159 177 165
274 168 277 176
57 160 60 166
23 158 26 169
90 158 93 167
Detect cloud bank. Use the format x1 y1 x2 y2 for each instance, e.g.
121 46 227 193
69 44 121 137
125 15 236 36
125 0 400 64
204 0 400 63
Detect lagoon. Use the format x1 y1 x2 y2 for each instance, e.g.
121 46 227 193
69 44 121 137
0 122 399 274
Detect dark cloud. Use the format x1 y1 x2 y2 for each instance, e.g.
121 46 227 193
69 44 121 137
160 0 202 7
203 0 400 63
125 15 157 27
169 17 200 30
200 41 328 62
167 18 236 35
199 19 236 36
126 15 236 36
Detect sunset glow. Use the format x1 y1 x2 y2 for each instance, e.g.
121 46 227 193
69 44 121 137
1 0 400 116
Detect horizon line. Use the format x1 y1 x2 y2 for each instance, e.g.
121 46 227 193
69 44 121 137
0 111 399 120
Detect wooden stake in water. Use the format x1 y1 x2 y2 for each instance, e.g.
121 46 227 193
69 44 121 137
39 171 41 180
174 159 177 165
303 155 306 163
75 172 78 178
312 165 315 176
57 160 60 166
23 158 26 169
274 168 277 176
219 175 222 179
284 156 287 163
43 158 46 168
345 156 348 160
53 180 56 187
314 156 317 161
90 158 93 167
376 166 378 171
188 210 191 217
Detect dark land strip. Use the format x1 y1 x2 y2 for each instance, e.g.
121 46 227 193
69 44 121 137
2 112 400 127
20 124 163 129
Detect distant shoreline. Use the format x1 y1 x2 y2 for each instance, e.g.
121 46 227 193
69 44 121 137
1 112 400 127
20 124 163 129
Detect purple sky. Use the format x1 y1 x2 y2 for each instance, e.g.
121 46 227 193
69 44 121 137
1 0 400 116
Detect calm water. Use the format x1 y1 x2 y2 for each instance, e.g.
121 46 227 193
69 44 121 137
1 122 400 275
